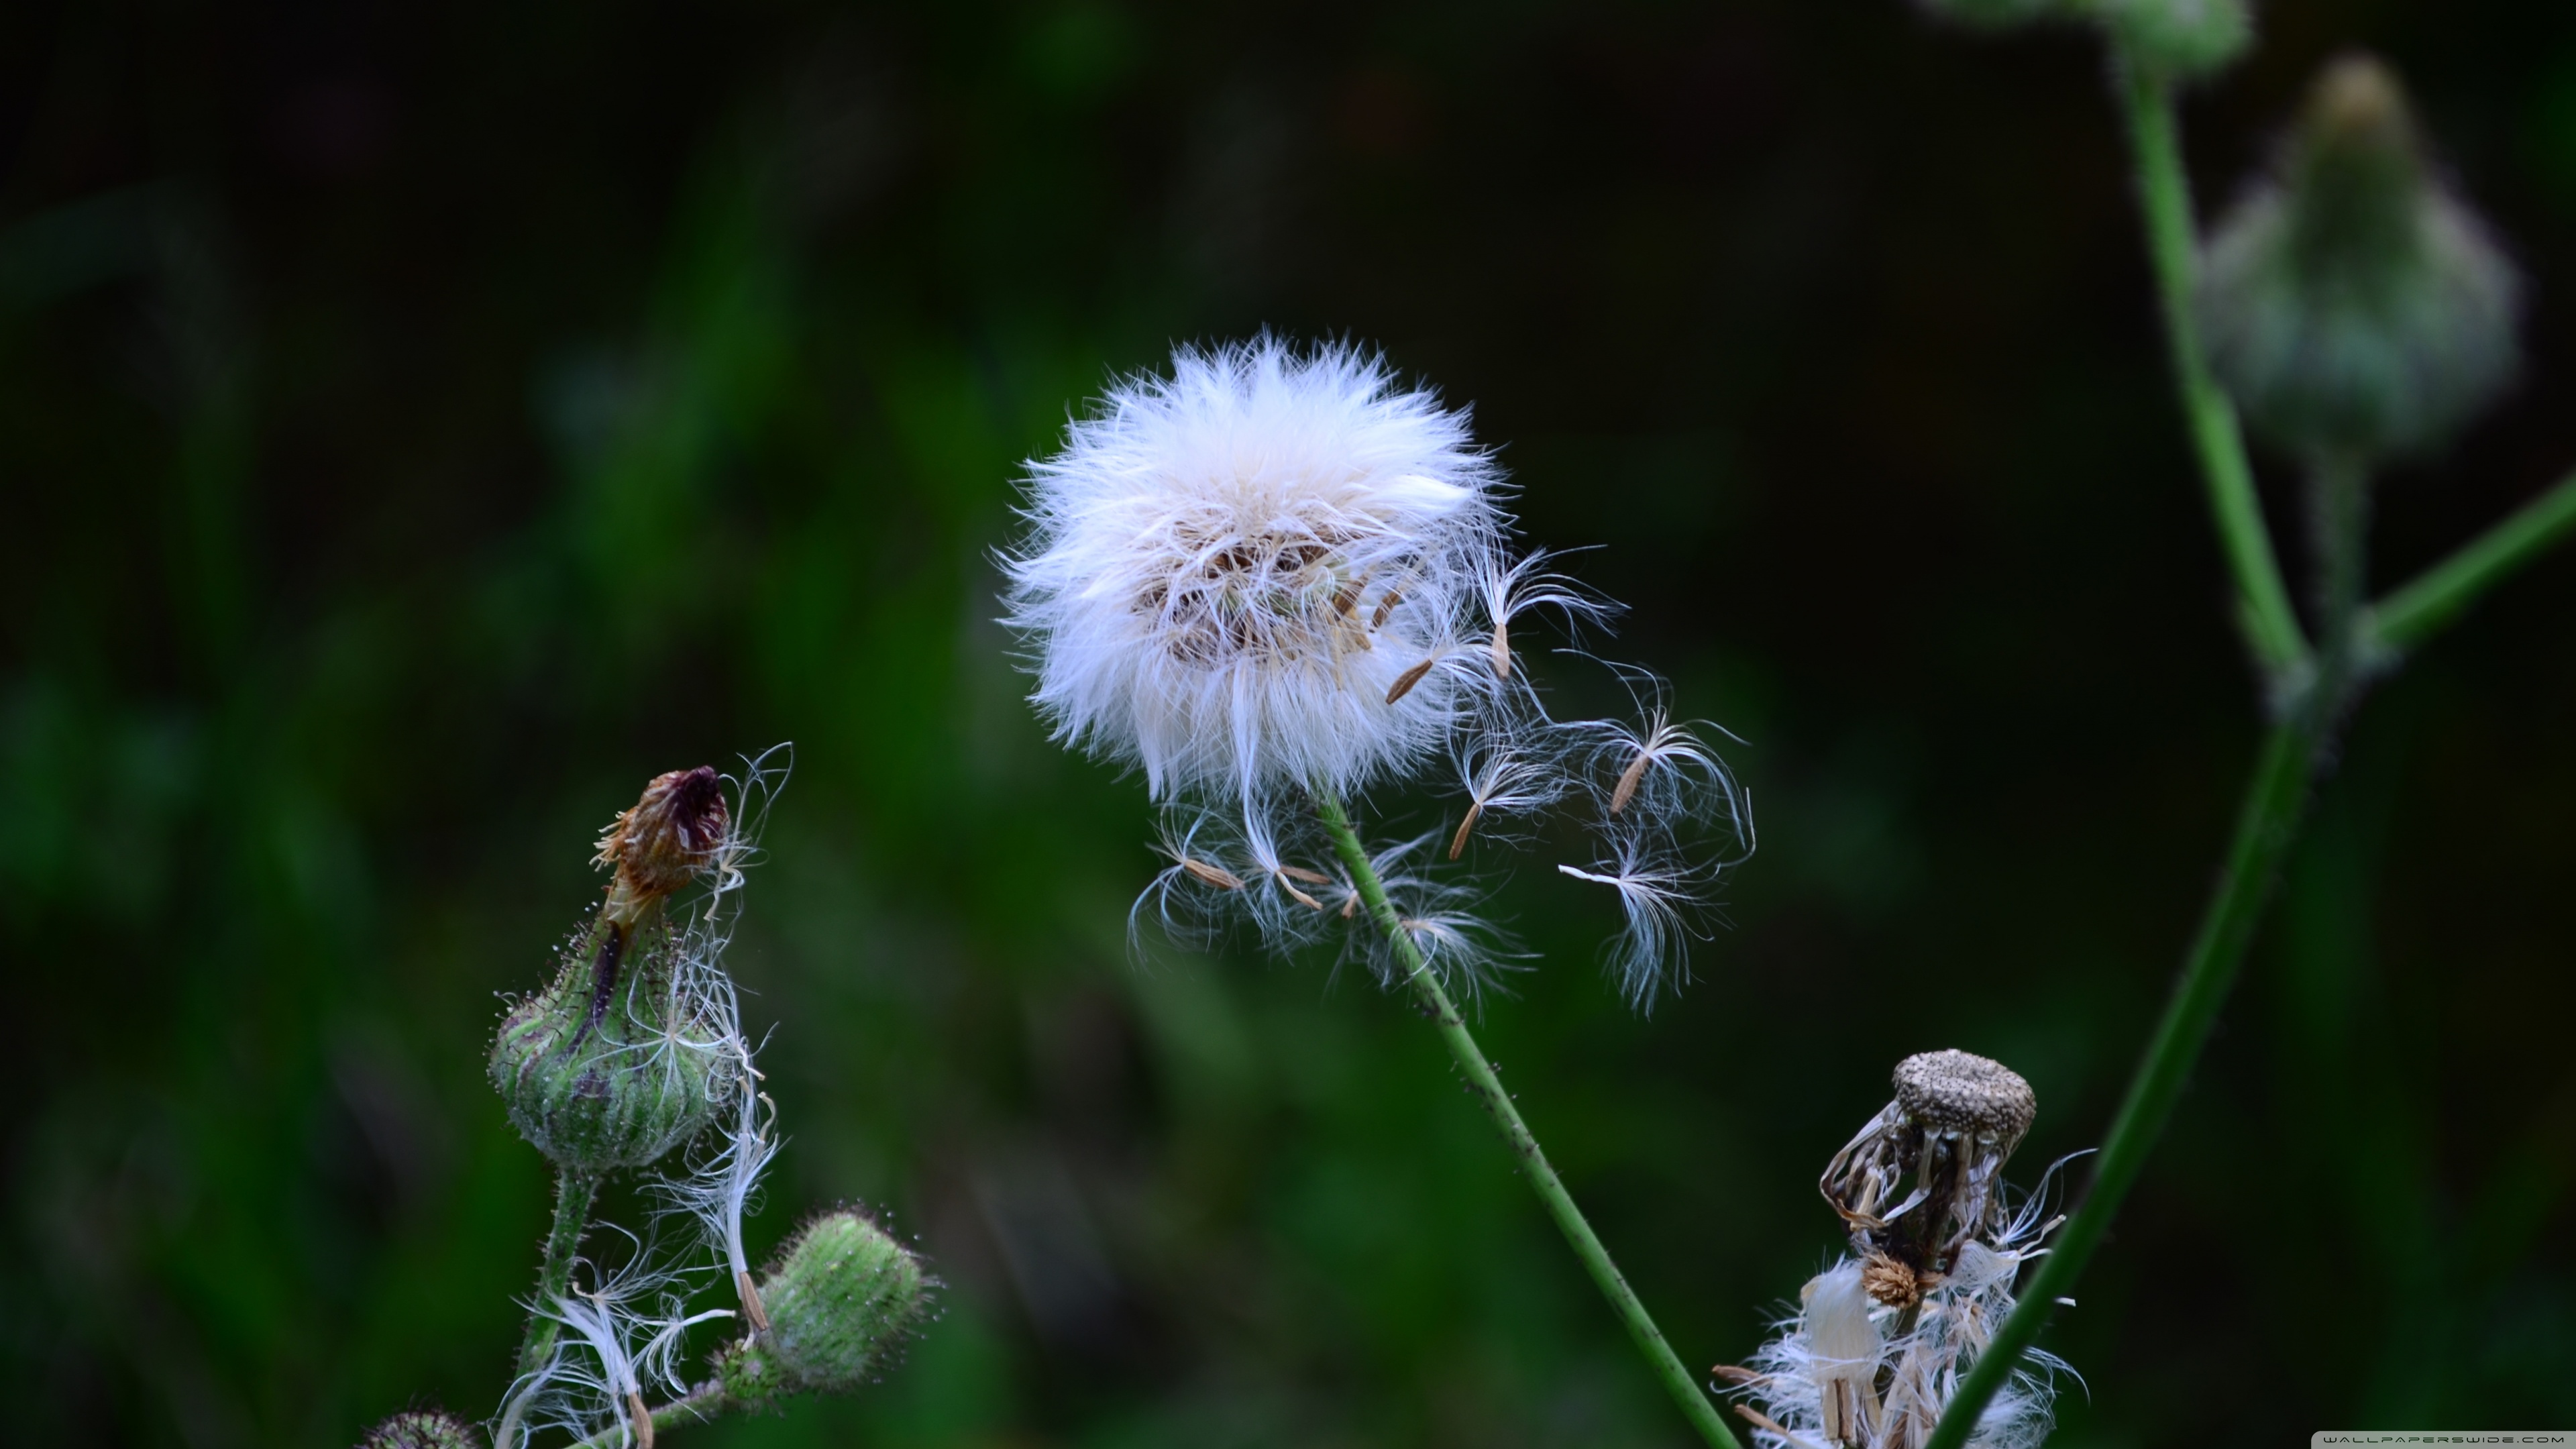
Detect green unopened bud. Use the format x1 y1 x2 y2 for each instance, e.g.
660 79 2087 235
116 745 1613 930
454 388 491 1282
492 769 738 1172
358 1408 481 1449
490 912 733 1171
2200 54 2520 462
718 1210 933 1405
2098 0 2250 79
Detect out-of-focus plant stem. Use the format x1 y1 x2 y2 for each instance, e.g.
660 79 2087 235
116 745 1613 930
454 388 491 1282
2366 469 2576 651
516 1171 600 1382
1313 791 1741 1449
2121 54 2313 688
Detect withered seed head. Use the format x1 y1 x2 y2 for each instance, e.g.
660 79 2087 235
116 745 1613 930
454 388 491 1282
596 765 730 924
1894 1049 2036 1154
1860 1250 1938 1309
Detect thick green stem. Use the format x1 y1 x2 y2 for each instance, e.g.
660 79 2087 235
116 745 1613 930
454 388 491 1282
516 1171 601 1382
1921 456 2373 1449
1313 792 1741 1449
2365 469 2576 652
2119 56 2312 686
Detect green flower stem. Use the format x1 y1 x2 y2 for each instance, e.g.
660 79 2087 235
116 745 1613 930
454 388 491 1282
2119 54 2313 684
1313 791 1741 1449
1923 455 2372 1449
2365 468 2576 651
515 1170 601 1383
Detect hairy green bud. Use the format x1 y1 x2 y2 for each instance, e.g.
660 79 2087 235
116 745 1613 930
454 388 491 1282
490 911 733 1172
2098 0 2250 79
358 1408 482 1449
718 1210 933 1404
2200 54 2520 462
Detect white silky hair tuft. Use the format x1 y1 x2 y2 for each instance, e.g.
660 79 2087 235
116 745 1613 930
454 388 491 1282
1002 335 1507 808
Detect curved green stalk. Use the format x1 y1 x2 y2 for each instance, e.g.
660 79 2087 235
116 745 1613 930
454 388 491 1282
2119 56 2312 686
2365 469 2576 651
1313 792 1741 1449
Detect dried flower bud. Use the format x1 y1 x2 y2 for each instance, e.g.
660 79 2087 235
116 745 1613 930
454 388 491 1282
1893 1046 2037 1154
358 1408 482 1449
717 1210 933 1405
1721 1053 2069 1448
490 914 733 1173
596 767 729 926
2100 0 2251 79
1822 1049 2036 1277
2200 54 2520 462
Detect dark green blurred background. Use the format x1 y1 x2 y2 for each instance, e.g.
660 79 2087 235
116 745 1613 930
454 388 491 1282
5 2 2573 1445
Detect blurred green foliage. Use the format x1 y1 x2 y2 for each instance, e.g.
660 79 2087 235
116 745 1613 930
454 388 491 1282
3 2 2573 1446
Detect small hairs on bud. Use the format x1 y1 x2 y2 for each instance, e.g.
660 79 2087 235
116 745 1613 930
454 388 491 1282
358 1408 482 1449
2200 54 2520 462
721 1209 933 1404
490 916 734 1173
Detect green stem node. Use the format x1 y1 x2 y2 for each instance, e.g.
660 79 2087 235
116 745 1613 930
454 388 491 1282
1313 792 1741 1449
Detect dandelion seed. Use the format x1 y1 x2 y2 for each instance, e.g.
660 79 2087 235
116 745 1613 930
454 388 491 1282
1474 549 1613 682
1609 749 1653 816
1556 833 1705 1007
1448 803 1484 861
1181 857 1245 890
1384 657 1438 704
1371 577 1411 630
1446 727 1568 859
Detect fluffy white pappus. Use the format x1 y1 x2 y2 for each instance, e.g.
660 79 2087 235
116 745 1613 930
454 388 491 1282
1732 1253 2064 1449
1130 804 1346 956
494 1231 728 1449
1443 714 1576 861
1002 335 1507 808
1572 671 1750 845
1330 831 1519 996
1557 825 1709 1010
652 1026 780 1303
1473 547 1618 683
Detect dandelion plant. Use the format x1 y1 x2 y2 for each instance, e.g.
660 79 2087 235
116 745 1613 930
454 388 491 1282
1000 335 1755 1444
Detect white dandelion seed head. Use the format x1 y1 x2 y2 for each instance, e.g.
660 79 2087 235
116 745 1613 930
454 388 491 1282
1002 335 1507 808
